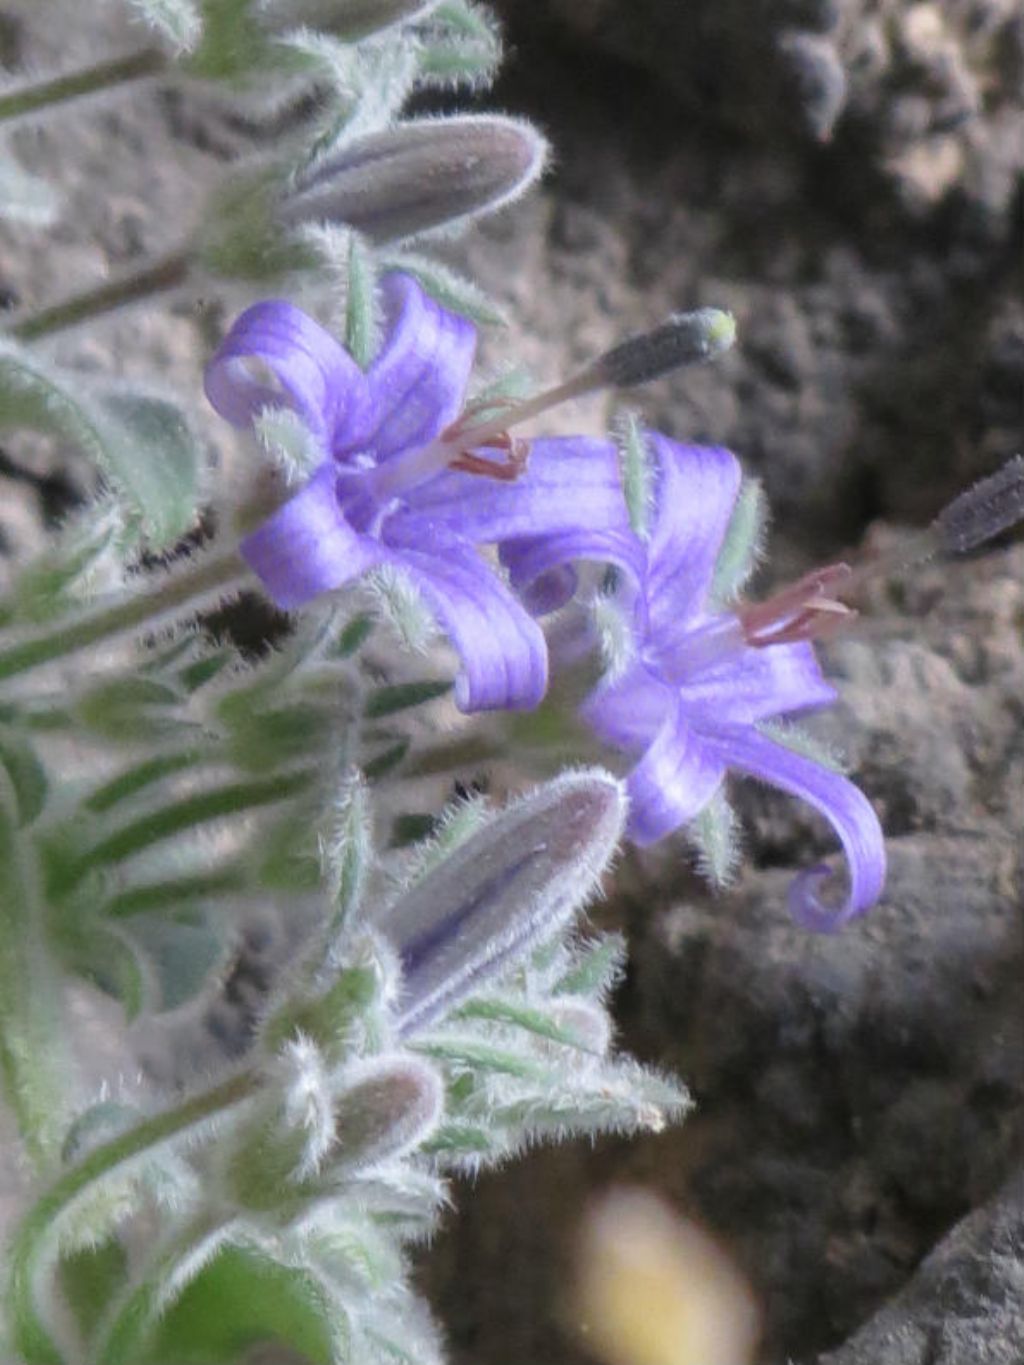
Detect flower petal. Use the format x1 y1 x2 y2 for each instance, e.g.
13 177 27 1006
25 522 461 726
363 273 476 459
500 527 646 615
204 300 369 450
709 724 885 929
581 662 675 753
677 639 838 722
385 527 547 712
623 700 726 846
240 463 385 609
405 437 631 541
645 438 742 627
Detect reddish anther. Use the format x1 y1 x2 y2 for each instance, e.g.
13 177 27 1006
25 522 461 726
449 433 530 482
739 563 855 648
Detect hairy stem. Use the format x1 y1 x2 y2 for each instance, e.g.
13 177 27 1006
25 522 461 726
0 791 70 1169
0 47 169 127
8 252 192 342
8 1070 259 1365
0 549 248 685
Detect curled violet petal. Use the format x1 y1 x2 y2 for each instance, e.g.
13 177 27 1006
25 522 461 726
362 272 476 460
204 300 370 450
709 724 885 930
499 527 645 617
621 702 726 847
240 463 385 609
386 529 547 712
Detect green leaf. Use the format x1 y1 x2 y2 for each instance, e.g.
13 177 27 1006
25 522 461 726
140 1243 339 1365
0 344 201 547
58 1239 129 1349
363 679 450 719
0 724 47 825
75 676 189 743
331 613 374 657
121 911 229 1012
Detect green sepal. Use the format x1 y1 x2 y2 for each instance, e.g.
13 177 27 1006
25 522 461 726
757 717 847 772
554 933 626 999
0 344 201 547
453 997 597 1049
709 477 767 605
261 965 377 1056
344 233 379 369
614 410 653 540
691 787 742 890
378 251 507 326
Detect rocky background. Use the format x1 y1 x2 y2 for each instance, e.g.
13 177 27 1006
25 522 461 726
0 1 1021 1363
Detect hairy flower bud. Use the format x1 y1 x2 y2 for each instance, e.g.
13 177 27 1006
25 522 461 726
278 115 549 244
379 770 626 1035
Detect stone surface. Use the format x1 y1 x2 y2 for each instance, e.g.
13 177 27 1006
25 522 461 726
424 545 1024 1365
813 1169 1024 1365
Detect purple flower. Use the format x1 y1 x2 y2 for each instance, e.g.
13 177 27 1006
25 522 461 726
568 436 886 930
204 273 629 712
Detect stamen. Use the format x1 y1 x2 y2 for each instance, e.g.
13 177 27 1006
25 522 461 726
739 565 854 648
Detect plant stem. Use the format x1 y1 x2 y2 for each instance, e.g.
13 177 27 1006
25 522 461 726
0 47 169 126
0 550 248 685
8 251 192 342
8 1069 259 1365
0 797 70 1170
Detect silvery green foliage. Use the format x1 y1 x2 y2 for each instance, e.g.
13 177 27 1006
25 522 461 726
5 770 687 1365
0 7 689 1364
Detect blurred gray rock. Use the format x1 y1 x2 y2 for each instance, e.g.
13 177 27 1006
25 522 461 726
812 1168 1024 1365
425 543 1024 1363
533 0 1024 237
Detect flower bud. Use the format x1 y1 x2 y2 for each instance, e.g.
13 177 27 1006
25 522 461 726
278 115 549 244
379 770 626 1035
